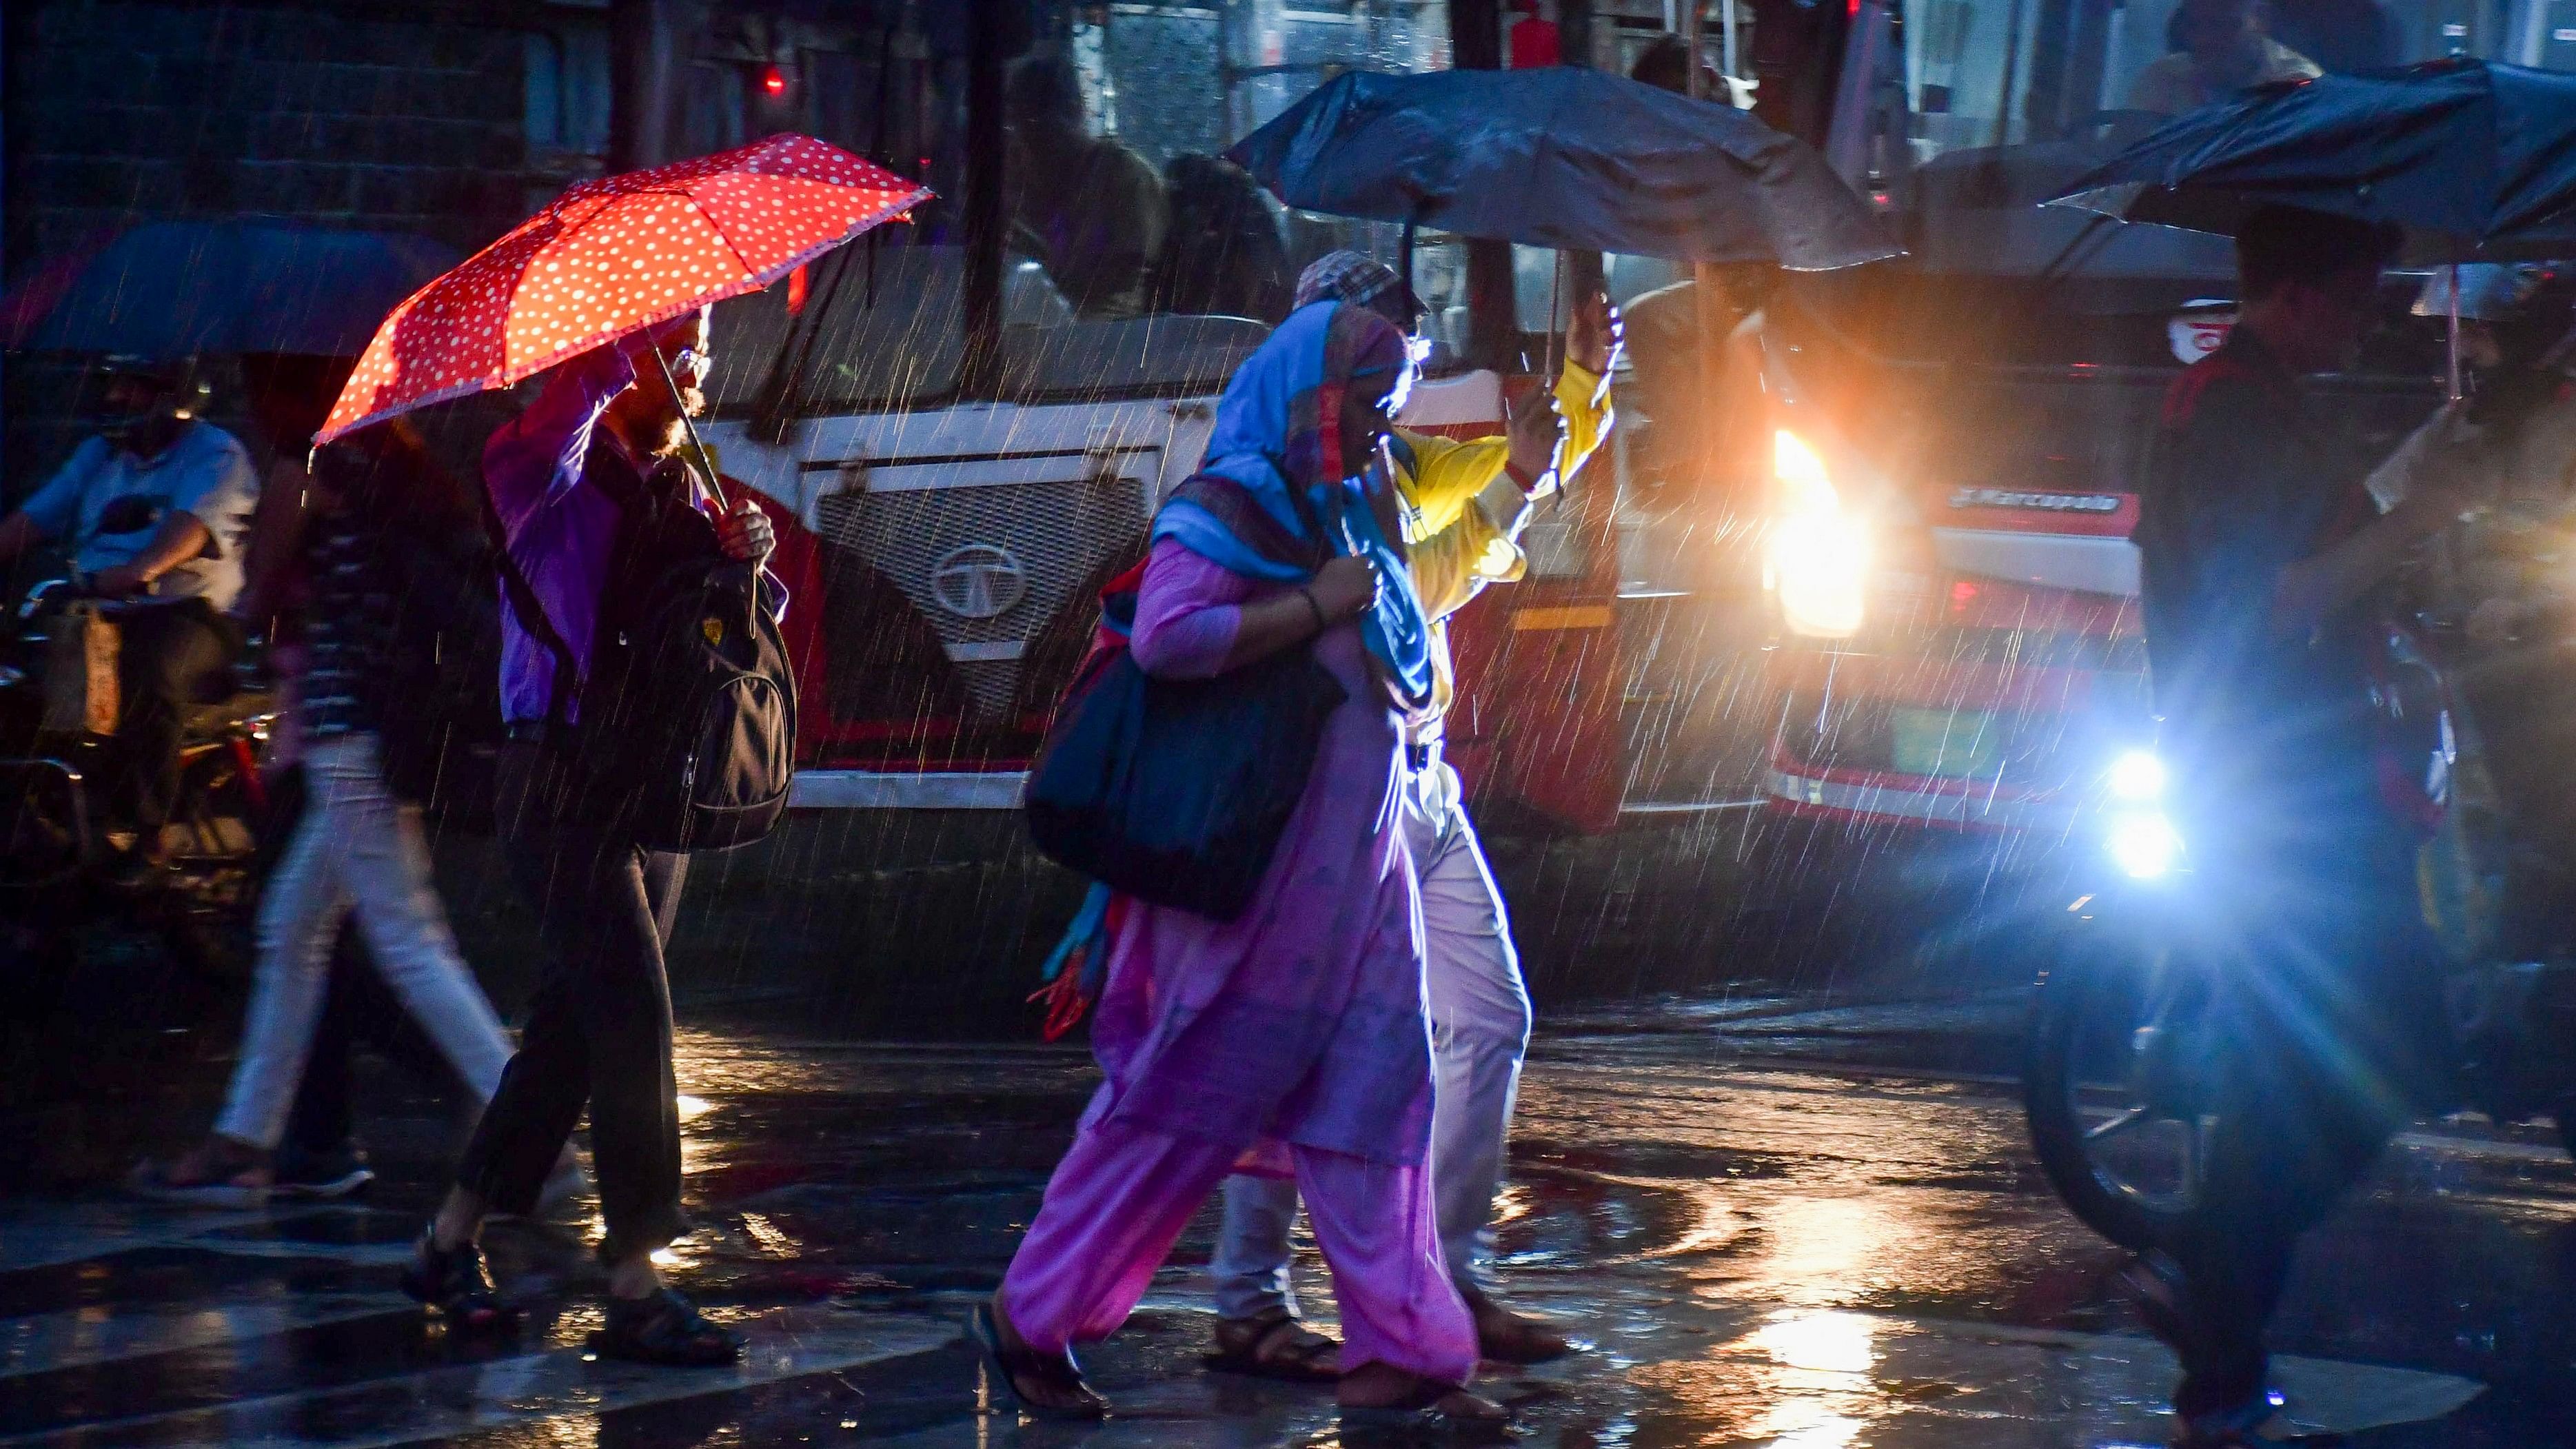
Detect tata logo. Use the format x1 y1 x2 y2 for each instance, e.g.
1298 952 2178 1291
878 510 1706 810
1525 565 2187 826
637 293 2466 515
1949 487 2121 514
929 543 1028 618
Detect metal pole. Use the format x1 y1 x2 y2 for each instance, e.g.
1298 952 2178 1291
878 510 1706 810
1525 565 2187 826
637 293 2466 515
2448 265 2464 403
1686 3 1725 437
959 0 1007 397
1721 0 1740 81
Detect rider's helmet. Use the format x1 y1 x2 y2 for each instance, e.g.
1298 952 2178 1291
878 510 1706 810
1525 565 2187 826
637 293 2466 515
93 354 210 447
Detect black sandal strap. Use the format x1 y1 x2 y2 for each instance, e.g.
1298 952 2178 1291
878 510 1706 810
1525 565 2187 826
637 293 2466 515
598 1289 744 1364
400 1232 516 1330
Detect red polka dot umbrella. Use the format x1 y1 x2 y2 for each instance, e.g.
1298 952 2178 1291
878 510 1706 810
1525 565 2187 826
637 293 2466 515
316 133 929 446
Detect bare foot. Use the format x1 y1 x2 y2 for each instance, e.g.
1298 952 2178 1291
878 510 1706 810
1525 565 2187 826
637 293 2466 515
1464 1284 1572 1364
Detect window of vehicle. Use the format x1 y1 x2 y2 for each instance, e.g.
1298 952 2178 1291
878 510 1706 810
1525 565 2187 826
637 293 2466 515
1832 0 2542 285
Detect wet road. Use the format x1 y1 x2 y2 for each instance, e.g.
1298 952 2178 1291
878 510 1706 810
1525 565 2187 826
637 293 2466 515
11 1011 2576 1447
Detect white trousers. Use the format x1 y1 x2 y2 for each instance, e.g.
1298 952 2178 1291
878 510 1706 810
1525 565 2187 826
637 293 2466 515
1212 760 1533 1319
214 734 515 1151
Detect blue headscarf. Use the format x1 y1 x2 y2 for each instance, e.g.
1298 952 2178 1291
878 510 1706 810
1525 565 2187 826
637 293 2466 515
1153 301 1434 709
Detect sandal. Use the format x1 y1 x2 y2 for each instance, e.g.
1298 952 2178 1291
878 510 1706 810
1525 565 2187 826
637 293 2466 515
966 1301 1108 1421
1339 1380 1512 1443
592 1288 744 1366
1206 1306 1343 1383
398 1230 519 1333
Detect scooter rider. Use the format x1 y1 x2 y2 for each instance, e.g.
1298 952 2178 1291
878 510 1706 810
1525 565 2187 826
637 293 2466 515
0 355 260 872
2127 207 2493 1448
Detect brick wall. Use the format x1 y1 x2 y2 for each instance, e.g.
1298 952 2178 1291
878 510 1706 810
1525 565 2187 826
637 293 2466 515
2 0 570 493
8 0 536 263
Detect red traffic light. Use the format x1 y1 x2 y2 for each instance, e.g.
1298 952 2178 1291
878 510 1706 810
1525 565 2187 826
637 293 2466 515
761 64 788 97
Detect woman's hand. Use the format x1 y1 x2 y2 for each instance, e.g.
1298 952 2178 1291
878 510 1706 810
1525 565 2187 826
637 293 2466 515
717 499 775 565
1307 555 1381 622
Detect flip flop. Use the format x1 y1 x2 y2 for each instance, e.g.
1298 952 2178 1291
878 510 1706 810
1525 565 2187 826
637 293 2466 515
1204 1308 1343 1383
966 1301 1108 1421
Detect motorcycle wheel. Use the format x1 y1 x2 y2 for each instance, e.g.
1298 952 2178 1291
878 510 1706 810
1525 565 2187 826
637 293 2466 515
2024 915 2213 1254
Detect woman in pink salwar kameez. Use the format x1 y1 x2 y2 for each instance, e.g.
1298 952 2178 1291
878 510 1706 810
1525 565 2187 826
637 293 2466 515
973 301 1496 1433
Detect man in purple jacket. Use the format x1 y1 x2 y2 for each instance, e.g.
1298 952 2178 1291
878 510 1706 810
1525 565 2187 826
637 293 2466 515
400 310 773 1366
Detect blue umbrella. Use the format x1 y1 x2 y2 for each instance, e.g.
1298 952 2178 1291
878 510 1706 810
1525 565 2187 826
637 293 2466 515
1223 67 1900 272
2048 58 2576 261
6 220 460 358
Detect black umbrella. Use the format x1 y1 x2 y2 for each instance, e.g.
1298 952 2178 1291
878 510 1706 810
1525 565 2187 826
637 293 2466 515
3 220 460 358
1224 67 1900 272
2047 58 2576 263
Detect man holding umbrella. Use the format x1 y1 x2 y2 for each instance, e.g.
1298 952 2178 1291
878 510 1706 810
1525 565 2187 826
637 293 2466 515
2128 205 2489 1446
304 134 924 1362
399 310 772 1364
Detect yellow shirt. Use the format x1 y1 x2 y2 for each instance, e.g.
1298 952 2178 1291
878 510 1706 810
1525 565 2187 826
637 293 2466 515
1392 361 1612 731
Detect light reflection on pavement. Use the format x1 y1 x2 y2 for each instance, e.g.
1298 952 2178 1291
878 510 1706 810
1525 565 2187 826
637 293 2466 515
1 1026 2553 1446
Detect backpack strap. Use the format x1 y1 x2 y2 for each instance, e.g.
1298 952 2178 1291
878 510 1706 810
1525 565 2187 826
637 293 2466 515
473 474 581 741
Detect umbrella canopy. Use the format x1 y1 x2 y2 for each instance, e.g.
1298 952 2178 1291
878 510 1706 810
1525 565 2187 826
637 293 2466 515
2048 59 2576 261
317 133 928 445
1223 67 1900 272
3 221 461 358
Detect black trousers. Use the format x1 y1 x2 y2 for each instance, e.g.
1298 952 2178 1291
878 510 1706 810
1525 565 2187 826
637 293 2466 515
2162 811 2451 1417
112 600 236 837
454 740 690 1261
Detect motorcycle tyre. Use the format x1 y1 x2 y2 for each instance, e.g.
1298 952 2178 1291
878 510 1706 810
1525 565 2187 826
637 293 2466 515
2024 922 2193 1256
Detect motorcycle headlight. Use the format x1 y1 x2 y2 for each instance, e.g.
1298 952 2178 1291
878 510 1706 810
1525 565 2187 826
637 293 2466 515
2107 811 2183 880
2108 749 2167 801
1766 430 1868 638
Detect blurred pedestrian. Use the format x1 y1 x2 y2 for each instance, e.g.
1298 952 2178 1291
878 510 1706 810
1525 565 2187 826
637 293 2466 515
972 299 1501 1435
402 310 774 1366
1206 251 1616 1381
130 365 516 1206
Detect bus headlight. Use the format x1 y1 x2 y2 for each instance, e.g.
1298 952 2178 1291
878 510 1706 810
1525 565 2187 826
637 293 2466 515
1766 430 1868 638
2107 811 2183 880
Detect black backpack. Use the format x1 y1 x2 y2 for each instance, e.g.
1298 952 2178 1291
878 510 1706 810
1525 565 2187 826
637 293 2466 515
482 454 796 854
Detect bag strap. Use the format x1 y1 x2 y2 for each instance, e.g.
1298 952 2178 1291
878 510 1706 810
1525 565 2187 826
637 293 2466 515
474 474 580 738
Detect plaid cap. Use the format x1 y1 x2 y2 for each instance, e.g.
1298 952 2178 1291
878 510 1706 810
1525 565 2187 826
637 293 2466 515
1294 250 1424 325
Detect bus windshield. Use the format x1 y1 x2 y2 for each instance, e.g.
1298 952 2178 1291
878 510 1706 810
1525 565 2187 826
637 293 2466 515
714 4 1458 421
1836 0 2551 282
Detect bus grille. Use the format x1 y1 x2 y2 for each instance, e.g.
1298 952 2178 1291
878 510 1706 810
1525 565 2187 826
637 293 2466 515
813 476 1148 718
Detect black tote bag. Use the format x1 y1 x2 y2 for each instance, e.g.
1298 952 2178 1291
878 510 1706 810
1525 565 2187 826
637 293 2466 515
1024 636 1346 921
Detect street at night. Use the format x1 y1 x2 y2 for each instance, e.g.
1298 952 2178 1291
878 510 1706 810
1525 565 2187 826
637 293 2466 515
8 1002 2572 1446
19 0 2576 1443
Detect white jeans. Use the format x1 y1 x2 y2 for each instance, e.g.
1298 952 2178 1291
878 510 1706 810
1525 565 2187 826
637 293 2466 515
1213 760 1533 1319
214 734 515 1151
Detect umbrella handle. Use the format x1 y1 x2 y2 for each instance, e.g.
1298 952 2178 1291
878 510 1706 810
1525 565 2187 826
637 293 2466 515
651 344 728 512
650 343 766 642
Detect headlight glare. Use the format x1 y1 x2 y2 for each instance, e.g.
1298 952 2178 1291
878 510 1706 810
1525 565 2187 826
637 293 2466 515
1767 429 1867 638
2109 749 2167 801
2107 811 2183 880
